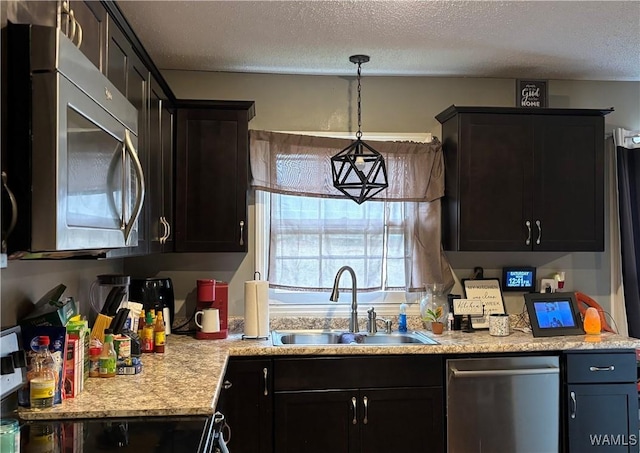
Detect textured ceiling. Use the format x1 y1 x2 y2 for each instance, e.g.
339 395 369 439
117 0 640 81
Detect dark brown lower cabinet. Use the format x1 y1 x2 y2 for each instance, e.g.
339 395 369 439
273 355 444 453
274 387 443 453
215 358 273 453
563 351 639 453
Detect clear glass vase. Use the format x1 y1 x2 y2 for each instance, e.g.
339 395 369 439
419 283 448 330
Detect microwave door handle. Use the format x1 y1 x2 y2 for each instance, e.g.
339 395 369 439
123 130 145 243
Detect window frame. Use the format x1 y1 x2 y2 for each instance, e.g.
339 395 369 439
254 131 433 317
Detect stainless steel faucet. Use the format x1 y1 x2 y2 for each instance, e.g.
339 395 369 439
367 307 392 335
329 266 359 333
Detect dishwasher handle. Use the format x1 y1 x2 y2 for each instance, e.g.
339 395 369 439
450 366 559 378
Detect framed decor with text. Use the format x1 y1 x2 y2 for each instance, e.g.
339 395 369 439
516 79 548 108
461 278 506 329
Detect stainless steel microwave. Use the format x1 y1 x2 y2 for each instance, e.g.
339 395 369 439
4 23 145 255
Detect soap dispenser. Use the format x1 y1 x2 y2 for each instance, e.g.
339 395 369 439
398 303 408 333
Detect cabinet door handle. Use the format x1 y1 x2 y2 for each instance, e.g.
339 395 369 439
160 216 171 244
263 367 268 396
222 380 232 390
351 397 357 425
165 217 171 242
159 217 167 244
525 220 531 246
363 396 368 425
570 391 577 419
589 365 615 372
535 220 542 245
1 172 18 250
239 221 245 246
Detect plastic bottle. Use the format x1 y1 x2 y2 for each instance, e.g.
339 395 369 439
28 336 57 408
137 309 146 337
398 303 408 333
141 311 155 353
154 310 166 353
89 347 102 377
447 312 454 332
99 329 117 378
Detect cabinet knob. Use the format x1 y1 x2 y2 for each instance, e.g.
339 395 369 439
535 220 542 245
525 220 532 246
223 380 232 390
239 221 245 246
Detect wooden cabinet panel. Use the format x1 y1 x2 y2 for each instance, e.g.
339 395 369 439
563 351 639 453
175 102 254 252
359 387 444 453
68 1 106 72
566 384 638 452
216 358 272 453
533 115 604 251
273 355 444 453
148 79 174 253
437 106 610 252
274 390 354 453
457 113 534 251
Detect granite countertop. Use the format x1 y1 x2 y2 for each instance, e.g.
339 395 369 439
18 325 640 421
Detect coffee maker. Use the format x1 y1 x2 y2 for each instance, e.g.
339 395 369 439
196 279 228 340
129 277 175 332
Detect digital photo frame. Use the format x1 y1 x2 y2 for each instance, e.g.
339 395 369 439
524 292 585 337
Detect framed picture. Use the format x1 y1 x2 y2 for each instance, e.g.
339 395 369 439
462 278 506 329
524 292 585 337
516 79 548 108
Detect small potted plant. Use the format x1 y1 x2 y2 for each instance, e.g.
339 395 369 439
425 306 445 334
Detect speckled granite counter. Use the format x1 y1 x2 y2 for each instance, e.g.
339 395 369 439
18 328 640 421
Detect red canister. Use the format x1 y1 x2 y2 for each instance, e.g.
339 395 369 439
197 279 215 302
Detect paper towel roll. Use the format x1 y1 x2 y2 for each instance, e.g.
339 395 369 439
244 280 270 337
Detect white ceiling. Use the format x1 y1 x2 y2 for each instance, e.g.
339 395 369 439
117 0 640 81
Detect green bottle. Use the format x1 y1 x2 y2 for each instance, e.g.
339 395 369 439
99 329 117 377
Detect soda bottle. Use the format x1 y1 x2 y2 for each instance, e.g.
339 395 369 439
29 336 57 408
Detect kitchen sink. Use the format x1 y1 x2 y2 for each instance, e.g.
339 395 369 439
271 330 438 346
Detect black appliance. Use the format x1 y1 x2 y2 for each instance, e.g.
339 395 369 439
20 414 228 452
129 278 175 328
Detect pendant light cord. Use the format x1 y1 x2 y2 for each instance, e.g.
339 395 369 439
356 62 362 139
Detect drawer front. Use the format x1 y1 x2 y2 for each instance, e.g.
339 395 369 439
565 351 637 384
274 355 442 391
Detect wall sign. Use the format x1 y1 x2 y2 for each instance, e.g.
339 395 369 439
516 79 548 108
462 278 506 329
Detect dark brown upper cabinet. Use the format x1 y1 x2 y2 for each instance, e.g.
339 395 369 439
66 1 107 72
175 101 255 252
148 79 174 253
436 106 611 252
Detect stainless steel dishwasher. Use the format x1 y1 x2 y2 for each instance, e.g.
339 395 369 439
447 356 560 453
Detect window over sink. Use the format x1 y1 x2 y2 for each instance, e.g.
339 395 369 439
251 131 453 316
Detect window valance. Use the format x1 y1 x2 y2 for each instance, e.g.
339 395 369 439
249 130 444 202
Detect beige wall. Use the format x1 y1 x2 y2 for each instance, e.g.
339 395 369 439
2 71 639 327
128 71 639 318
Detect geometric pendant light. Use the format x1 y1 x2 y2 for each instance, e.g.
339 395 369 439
331 55 388 204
